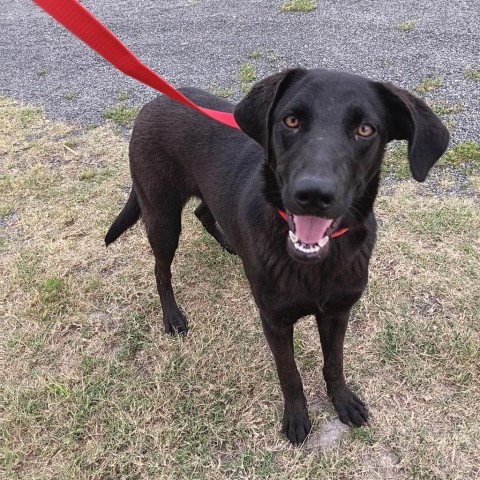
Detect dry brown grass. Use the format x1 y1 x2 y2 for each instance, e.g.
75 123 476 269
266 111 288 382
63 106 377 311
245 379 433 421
1 98 479 479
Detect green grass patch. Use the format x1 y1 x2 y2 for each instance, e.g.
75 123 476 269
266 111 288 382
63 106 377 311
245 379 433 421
463 68 480 81
397 21 416 32
427 99 464 116
63 92 78 101
117 90 130 102
0 204 13 217
39 277 64 303
239 62 257 94
413 75 443 94
208 83 234 99
102 105 140 127
441 140 480 167
351 426 376 445
79 167 115 181
281 0 317 12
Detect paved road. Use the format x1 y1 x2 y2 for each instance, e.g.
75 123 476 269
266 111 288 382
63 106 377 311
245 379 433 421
1 0 479 142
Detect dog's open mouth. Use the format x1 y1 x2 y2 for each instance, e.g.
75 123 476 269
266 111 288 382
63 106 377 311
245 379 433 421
287 213 337 261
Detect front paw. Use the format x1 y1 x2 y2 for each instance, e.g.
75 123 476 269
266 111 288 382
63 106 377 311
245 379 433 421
282 409 312 445
330 387 369 427
163 310 188 336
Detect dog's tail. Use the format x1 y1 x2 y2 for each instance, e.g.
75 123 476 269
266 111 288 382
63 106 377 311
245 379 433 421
105 187 141 246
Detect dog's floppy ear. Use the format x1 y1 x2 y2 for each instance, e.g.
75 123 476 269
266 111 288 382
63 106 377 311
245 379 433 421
234 68 306 151
374 82 450 182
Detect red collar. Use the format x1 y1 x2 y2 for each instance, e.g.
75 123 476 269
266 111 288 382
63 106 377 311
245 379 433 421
277 210 349 238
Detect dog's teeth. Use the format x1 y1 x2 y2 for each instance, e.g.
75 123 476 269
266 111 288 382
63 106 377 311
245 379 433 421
294 242 320 254
289 231 298 243
317 237 329 248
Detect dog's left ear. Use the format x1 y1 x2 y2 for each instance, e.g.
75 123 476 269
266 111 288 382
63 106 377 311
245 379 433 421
234 68 306 151
374 82 450 182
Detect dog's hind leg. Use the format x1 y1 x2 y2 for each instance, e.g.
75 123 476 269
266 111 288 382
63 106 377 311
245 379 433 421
194 200 236 254
143 197 188 335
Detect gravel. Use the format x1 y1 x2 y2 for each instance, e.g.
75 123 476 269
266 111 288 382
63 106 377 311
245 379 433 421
1 0 479 143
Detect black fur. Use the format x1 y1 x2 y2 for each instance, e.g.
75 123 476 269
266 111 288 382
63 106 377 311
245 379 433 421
105 68 449 445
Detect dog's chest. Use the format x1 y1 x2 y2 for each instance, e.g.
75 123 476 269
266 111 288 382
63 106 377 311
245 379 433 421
250 261 336 317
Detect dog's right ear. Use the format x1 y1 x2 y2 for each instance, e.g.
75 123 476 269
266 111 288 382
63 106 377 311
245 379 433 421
234 69 306 150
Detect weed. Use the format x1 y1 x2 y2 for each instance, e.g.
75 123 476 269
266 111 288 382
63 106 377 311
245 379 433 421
117 90 130 102
442 140 480 167
397 21 416 32
0 204 13 217
463 68 480 81
239 63 256 93
63 92 78 101
351 427 376 445
39 277 64 303
79 167 114 181
102 105 140 127
281 0 317 12
413 75 443 94
209 83 234 99
427 99 464 116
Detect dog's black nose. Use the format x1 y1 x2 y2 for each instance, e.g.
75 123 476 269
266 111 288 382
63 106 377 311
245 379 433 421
293 177 336 210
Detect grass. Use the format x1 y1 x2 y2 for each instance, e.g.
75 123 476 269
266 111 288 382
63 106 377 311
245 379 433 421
63 92 78 101
239 62 257 93
441 140 480 167
280 0 317 13
397 21 416 33
463 68 480 81
413 75 443 94
208 83 234 99
427 99 464 116
1 98 480 479
102 105 140 128
383 140 480 180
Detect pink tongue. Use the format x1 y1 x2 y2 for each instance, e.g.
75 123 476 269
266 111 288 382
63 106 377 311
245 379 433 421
293 215 333 244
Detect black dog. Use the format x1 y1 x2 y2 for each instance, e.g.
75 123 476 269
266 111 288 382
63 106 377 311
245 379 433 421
105 68 449 444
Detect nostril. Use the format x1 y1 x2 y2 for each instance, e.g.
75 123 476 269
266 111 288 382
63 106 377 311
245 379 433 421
294 178 336 209
295 191 311 205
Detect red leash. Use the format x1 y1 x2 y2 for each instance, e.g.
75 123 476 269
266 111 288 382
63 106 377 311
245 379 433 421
33 0 348 237
32 0 239 130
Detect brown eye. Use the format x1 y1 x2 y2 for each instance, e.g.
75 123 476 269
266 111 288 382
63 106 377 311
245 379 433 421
356 124 375 138
283 115 300 129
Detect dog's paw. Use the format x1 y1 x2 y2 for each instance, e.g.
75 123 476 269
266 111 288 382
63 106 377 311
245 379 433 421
331 387 369 427
222 243 237 255
282 409 312 445
163 311 188 336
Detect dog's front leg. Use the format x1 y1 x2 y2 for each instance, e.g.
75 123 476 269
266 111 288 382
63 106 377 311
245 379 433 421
261 314 311 445
316 305 369 427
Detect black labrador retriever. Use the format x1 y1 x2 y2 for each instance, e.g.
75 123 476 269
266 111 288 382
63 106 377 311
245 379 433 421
105 68 449 444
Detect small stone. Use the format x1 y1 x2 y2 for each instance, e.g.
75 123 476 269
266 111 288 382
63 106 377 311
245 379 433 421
306 418 350 450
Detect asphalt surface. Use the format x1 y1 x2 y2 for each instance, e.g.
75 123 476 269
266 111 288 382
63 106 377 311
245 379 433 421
1 0 479 142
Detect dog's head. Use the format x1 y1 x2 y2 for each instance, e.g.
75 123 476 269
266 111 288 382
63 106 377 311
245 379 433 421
234 68 449 262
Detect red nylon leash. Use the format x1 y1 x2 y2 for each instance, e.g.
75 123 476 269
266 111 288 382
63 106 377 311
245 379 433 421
32 0 239 130
33 0 348 237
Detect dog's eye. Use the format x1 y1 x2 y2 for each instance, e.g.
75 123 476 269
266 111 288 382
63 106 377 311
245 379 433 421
356 124 375 138
283 115 300 129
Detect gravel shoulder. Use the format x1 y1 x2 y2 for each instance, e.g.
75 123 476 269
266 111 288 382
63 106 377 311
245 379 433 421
1 0 479 142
